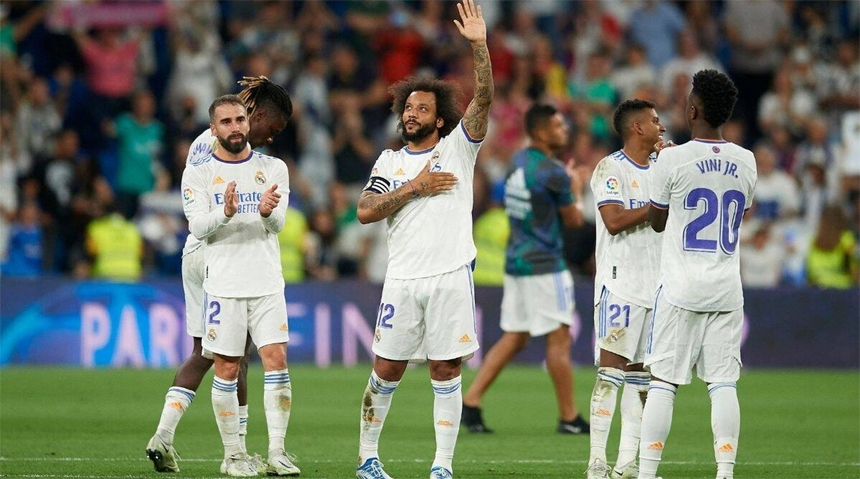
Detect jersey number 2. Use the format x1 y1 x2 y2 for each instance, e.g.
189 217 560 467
208 301 221 325
683 188 745 254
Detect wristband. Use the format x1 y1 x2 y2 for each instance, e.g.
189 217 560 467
406 179 419 198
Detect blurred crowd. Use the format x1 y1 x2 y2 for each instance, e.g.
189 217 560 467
0 0 858 289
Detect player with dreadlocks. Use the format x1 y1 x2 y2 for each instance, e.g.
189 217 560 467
146 76 294 476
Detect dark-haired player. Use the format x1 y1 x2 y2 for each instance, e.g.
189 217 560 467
585 99 667 479
146 77 293 476
353 1 493 478
638 70 757 479
461 103 589 437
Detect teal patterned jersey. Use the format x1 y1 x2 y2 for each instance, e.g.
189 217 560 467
504 147 574 276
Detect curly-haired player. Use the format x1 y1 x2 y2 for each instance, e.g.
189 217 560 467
638 69 756 479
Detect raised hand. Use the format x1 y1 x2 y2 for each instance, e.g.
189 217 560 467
410 161 459 197
453 0 486 44
223 181 239 217
258 184 280 218
654 140 677 154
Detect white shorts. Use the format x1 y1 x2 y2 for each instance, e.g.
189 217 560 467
644 287 743 385
373 264 479 362
182 247 205 338
593 287 651 365
202 291 289 358
500 271 573 337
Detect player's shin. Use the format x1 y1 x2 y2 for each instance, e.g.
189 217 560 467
212 377 243 457
263 369 292 454
238 404 249 451
616 371 649 469
638 381 677 479
708 382 739 479
359 371 400 463
155 387 194 444
431 376 462 473
589 367 624 464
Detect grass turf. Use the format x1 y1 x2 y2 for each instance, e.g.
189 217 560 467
0 366 857 478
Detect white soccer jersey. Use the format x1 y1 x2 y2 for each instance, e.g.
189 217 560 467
364 122 481 279
181 130 221 256
181 149 289 298
591 150 662 308
650 139 757 312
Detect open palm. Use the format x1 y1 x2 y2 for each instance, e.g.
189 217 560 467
454 0 486 43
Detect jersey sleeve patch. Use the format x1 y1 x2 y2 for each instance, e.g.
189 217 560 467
364 176 391 194
603 176 622 198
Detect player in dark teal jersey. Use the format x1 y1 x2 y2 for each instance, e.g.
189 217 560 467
462 103 590 435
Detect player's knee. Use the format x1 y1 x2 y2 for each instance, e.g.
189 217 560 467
214 359 240 380
429 358 462 380
259 343 286 370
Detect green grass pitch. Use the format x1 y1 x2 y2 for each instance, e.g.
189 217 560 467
1 366 857 478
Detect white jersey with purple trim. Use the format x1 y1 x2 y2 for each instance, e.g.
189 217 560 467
650 139 757 312
591 150 662 308
181 129 220 256
363 121 481 279
181 149 289 298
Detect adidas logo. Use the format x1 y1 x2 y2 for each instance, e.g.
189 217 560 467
169 401 184 411
280 323 288 331
505 168 531 200
595 408 612 417
631 179 639 188
281 398 292 409
395 167 405 176
436 420 454 427
648 441 664 450
218 410 235 417
718 443 734 453
213 176 225 185
459 334 471 343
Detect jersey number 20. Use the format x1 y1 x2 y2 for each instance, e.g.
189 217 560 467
683 188 745 254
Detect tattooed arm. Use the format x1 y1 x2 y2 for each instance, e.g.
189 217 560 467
357 161 459 224
454 0 493 140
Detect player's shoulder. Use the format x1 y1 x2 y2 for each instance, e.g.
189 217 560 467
187 130 217 166
593 151 624 177
377 148 399 164
251 150 288 173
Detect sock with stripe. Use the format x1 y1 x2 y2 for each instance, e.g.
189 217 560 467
638 381 677 479
709 382 739 479
431 376 462 473
154 387 194 444
211 376 242 458
238 405 248 452
616 371 649 470
359 371 400 463
588 367 624 464
263 369 292 454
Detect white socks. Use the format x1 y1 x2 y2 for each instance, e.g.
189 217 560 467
212 376 242 457
709 382 740 479
238 404 249 452
638 381 676 479
588 367 624 463
617 371 649 469
155 387 194 444
358 371 400 463
431 376 462 473
263 369 292 454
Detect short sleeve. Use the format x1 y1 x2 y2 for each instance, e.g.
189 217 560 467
448 121 483 167
591 158 625 208
546 163 574 206
363 151 393 194
649 151 672 209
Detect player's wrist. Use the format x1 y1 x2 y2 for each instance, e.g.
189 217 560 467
406 179 420 198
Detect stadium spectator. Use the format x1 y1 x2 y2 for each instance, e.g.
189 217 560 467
806 205 859 289
471 181 507 286
278 206 309 284
1 201 43 277
626 0 686 69
750 144 800 222
16 76 61 160
659 30 723 95
108 89 166 220
86 202 143 281
568 48 617 143
611 44 656 101
757 67 817 137
740 226 785 288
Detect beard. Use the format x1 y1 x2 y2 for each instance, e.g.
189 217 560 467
217 133 248 154
400 120 437 143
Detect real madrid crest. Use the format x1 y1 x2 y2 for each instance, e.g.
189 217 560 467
431 151 440 161
374 328 382 343
207 329 217 341
255 170 266 185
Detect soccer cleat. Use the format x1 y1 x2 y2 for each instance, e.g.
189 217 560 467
223 454 267 475
610 461 638 479
557 415 590 434
248 453 268 475
223 453 258 477
461 405 494 433
429 466 453 478
356 457 393 479
145 434 180 472
267 449 301 476
585 459 610 479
